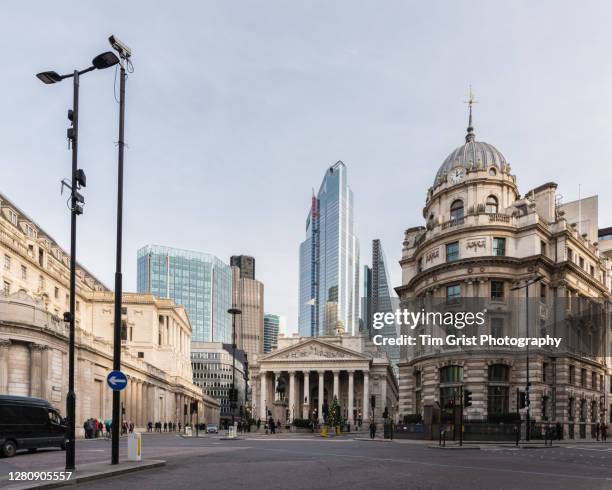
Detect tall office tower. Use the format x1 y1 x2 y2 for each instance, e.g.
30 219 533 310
263 313 286 353
230 255 255 280
298 161 360 337
361 265 372 337
137 245 233 343
230 255 264 362
371 239 400 367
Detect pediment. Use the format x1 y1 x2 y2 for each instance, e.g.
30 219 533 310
262 338 370 362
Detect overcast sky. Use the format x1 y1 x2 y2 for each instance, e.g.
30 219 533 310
2 1 612 333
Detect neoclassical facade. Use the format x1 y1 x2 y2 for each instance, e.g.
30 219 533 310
396 108 611 437
0 192 219 433
250 332 398 426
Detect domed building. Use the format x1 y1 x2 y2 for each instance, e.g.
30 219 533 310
396 104 612 440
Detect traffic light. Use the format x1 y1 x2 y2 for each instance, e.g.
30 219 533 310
519 391 526 409
463 389 473 407
383 407 389 419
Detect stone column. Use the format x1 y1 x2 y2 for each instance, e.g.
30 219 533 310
0 339 10 393
289 371 296 422
363 371 370 421
381 374 388 412
333 370 339 400
318 371 324 424
260 371 267 420
274 372 279 401
136 380 143 428
29 344 44 398
348 371 355 424
303 371 310 419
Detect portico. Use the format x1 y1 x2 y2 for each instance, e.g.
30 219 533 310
251 335 398 427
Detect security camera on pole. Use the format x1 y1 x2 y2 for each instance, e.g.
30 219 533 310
109 34 132 466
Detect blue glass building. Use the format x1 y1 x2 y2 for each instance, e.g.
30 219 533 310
298 161 360 337
137 245 232 343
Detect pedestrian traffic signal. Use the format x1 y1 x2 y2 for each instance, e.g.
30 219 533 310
519 391 526 409
463 389 473 407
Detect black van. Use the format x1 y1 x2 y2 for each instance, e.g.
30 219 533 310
0 395 66 457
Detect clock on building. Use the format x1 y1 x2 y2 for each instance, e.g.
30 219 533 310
450 168 465 184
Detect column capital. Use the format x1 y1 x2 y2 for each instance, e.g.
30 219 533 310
29 343 46 351
0 338 11 348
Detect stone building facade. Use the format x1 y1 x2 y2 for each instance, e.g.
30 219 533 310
0 192 219 433
396 110 611 438
250 330 398 427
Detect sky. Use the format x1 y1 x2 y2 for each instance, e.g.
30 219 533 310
2 1 612 333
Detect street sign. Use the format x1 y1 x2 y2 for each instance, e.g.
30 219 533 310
107 370 128 391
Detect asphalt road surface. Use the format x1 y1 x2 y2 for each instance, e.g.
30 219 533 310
2 433 612 489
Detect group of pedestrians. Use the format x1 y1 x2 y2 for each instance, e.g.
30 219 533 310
147 421 182 432
83 418 104 438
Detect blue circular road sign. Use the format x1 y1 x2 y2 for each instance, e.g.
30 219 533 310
107 370 128 391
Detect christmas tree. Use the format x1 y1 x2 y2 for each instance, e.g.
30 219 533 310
326 396 342 427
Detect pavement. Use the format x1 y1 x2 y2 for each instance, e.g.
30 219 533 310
1 432 612 489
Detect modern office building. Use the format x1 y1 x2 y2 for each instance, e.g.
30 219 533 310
137 245 233 344
263 314 286 353
230 255 264 363
230 255 256 280
361 265 372 336
298 161 360 337
370 239 400 368
191 341 247 422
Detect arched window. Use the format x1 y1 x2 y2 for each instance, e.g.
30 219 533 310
486 195 498 214
450 200 464 221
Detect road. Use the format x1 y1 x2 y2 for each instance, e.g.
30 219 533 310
2 433 612 489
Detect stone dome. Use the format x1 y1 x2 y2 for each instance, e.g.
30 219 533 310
434 140 507 186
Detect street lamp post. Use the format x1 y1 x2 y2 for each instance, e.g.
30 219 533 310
37 51 119 472
228 307 242 425
511 274 543 442
107 34 132 466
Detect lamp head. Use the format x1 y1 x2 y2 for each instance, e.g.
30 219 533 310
92 51 120 70
36 71 62 84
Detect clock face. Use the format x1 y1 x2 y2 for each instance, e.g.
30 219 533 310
450 168 465 184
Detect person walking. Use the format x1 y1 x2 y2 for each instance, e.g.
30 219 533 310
164 422 168 432
369 417 377 439
602 423 608 442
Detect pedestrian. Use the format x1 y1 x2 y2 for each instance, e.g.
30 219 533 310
269 416 275 434
369 417 376 439
129 422 134 433
257 418 261 430
164 422 168 432
596 422 601 441
602 423 608 442
105 420 111 438
178 422 182 432
277 419 282 433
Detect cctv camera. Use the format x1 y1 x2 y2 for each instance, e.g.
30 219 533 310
108 35 131 59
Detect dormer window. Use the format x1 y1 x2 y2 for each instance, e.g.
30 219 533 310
7 209 18 226
25 224 37 239
485 195 498 214
450 200 464 221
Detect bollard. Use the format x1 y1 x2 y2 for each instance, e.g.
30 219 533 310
127 432 141 462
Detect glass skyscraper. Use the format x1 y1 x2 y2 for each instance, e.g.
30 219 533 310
298 161 360 337
137 245 232 343
371 239 400 368
263 313 285 353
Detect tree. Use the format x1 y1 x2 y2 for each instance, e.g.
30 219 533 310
326 396 342 427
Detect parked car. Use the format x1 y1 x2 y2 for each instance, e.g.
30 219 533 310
206 424 219 434
0 395 66 457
